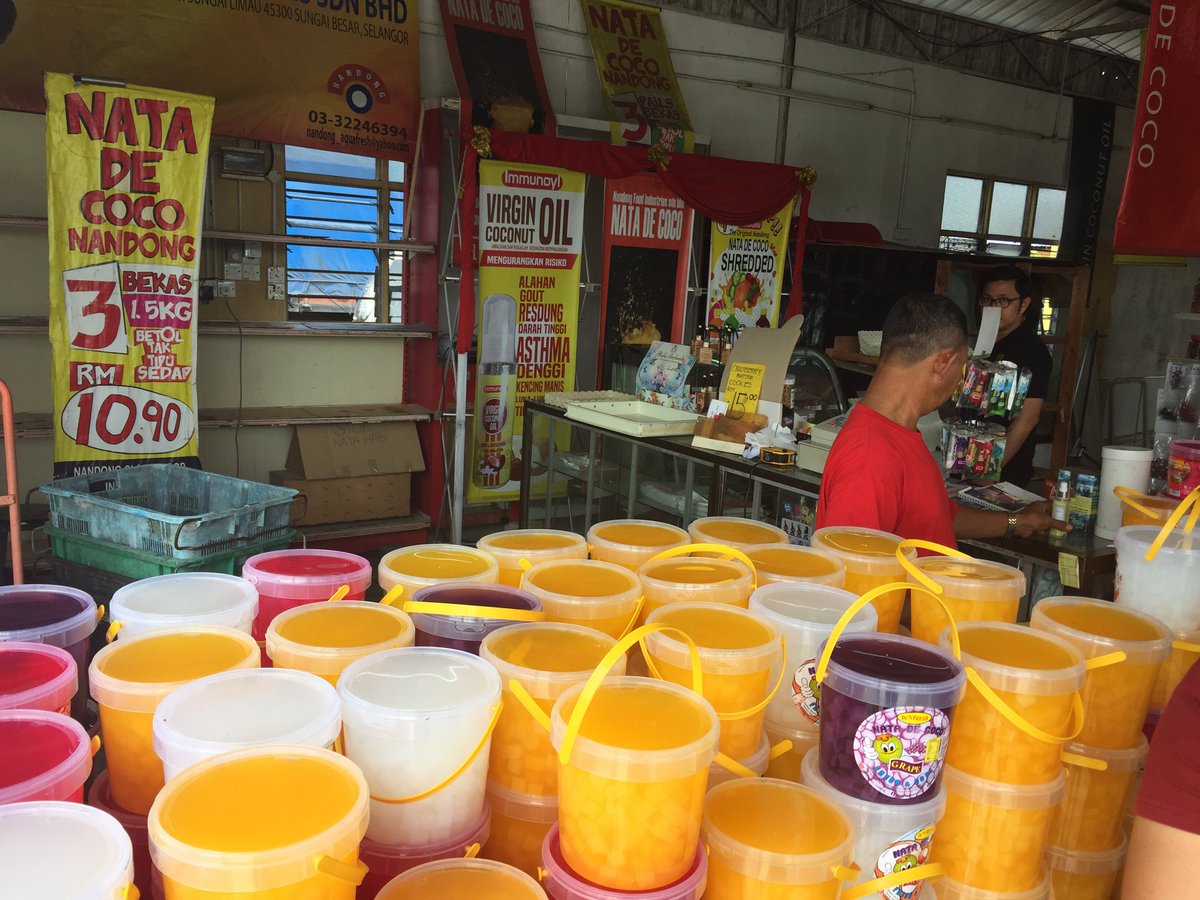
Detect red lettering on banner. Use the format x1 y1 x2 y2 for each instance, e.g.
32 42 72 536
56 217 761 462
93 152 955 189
68 362 124 391
63 91 198 153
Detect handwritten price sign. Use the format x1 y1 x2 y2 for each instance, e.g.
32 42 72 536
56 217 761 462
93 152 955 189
61 385 196 455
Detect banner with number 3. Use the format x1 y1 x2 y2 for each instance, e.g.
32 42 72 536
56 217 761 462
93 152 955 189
45 73 213 478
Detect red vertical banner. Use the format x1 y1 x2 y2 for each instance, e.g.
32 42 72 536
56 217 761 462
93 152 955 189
598 173 694 384
1113 2 1200 255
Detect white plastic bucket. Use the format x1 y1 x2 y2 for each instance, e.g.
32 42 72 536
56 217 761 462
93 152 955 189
109 573 258 640
0 801 135 898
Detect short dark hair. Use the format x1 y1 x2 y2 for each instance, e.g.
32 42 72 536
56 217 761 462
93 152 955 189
880 293 968 365
979 265 1032 301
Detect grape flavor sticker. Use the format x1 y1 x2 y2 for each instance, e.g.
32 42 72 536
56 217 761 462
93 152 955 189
45 74 213 477
853 706 949 800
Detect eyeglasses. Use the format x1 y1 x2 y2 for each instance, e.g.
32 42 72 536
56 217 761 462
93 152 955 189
980 295 1022 308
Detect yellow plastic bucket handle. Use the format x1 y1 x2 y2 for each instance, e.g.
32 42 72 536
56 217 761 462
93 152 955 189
832 863 863 883
814 583 962 685
95 605 105 625
464 842 481 859
369 700 503 805
326 585 350 602
896 538 971 595
123 885 140 900
964 667 1085 745
400 599 546 624
1085 651 1127 670
105 620 123 643
380 585 405 607
642 634 789 723
646 542 759 590
1145 486 1200 562
315 856 369 886
617 596 646 640
841 863 944 899
1115 486 1168 522
90 735 102 757
1062 751 1109 771
768 739 794 761
713 753 758 778
1174 639 1200 654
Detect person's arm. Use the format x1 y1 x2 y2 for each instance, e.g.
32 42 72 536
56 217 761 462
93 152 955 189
952 500 1065 539
1123 817 1200 898
1003 397 1042 462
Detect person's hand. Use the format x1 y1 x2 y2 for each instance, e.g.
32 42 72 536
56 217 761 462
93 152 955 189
1013 501 1071 538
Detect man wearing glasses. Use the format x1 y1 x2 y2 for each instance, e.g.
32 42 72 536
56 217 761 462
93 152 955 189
978 265 1052 489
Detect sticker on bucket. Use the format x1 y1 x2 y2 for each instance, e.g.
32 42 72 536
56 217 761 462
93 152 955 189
791 658 821 724
874 824 935 899
854 707 948 800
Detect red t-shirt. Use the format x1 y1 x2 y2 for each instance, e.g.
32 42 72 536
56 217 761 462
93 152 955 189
816 404 958 547
1135 662 1200 834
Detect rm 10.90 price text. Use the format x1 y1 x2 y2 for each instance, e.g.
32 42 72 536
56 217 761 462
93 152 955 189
61 386 196 455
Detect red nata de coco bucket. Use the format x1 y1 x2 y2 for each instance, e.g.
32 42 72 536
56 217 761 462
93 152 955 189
0 641 78 715
540 822 707 900
0 709 93 804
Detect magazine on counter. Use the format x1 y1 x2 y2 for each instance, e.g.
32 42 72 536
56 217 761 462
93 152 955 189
951 482 1045 513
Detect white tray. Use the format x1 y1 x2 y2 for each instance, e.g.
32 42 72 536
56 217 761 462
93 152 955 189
564 400 699 437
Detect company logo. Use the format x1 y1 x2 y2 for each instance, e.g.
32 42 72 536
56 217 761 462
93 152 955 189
327 64 391 115
502 170 563 190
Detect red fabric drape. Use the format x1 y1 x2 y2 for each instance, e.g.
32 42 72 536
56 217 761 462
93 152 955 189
457 129 814 353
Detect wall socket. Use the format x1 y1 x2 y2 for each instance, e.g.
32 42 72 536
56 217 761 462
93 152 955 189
223 262 243 281
216 280 236 298
267 283 285 301
267 266 285 286
242 262 261 281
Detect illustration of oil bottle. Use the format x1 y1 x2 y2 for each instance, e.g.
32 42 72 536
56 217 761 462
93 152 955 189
472 293 518 488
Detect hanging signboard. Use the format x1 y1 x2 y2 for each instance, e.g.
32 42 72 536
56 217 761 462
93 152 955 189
468 160 585 504
579 0 694 151
0 1 418 161
706 201 794 330
44 73 213 478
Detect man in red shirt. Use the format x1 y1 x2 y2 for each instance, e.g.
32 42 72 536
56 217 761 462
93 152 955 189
816 293 1055 546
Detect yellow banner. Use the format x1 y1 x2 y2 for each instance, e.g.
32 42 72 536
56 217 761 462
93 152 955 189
1 1 418 161
45 73 213 478
469 160 585 504
579 0 694 152
706 202 794 330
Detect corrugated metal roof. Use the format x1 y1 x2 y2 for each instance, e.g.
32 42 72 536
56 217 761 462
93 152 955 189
902 0 1147 58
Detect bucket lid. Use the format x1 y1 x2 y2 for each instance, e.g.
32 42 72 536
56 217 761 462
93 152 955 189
481 623 619 701
153 669 342 774
476 529 588 561
909 557 1026 597
644 602 779 673
941 764 1065 810
379 544 499 588
1102 446 1153 460
265 601 415 674
820 633 966 711
521 559 641 609
745 543 845 584
338 646 501 721
243 549 372 600
947 622 1086 696
0 801 134 898
0 710 92 805
486 782 559 824
0 642 78 712
587 519 689 550
376 858 546 898
111 573 258 634
0 584 98 650
1062 734 1148 774
407 583 541 640
801 745 947 824
749 583 878 642
358 800 491 863
637 556 753 590
702 778 855 885
1045 836 1127 875
540 823 707 900
688 516 790 547
1115 525 1200 556
1169 438 1200 458
148 745 369 893
812 527 915 571
1030 597 1172 665
89 626 261 712
936 873 1052 900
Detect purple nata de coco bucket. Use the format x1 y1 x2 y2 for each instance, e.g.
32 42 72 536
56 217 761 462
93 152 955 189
817 632 966 805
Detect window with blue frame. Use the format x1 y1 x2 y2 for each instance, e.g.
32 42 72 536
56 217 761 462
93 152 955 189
283 147 405 322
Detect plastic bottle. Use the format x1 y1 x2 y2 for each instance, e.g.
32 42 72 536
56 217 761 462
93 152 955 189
1050 469 1072 539
472 294 519 489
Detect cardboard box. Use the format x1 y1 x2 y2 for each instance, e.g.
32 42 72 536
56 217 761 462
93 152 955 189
271 422 426 525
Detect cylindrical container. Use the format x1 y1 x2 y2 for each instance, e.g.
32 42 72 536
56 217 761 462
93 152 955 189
89 769 154 900
1119 492 1179 528
551 676 720 891
586 519 690 572
936 875 1053 900
406 583 541 654
0 801 135 898
931 765 1066 892
811 527 915 633
243 550 372 660
110 573 258 639
356 803 491 900
687 516 790 551
637 556 755 626
802 747 946 900
748 583 877 731
818 633 965 804
338 647 501 845
708 731 770 790
1095 447 1153 539
1164 438 1200 498
745 543 845 588
0 584 97 722
88 625 260 814
153 668 342 782
375 858 545 899
482 783 557 878
0 709 92 804
377 544 499 601
701 778 855 899
476 529 588 586
1048 737 1147 852
480 622 621 796
1150 630 1200 710
940 623 1085 785
907 557 1026 645
520 560 641 639
1030 597 1171 748
1046 839 1126 900
1114 526 1200 633
266 600 415 685
148 745 369 900
763 718 820 783
644 603 781 759
0 641 77 714
541 823 706 900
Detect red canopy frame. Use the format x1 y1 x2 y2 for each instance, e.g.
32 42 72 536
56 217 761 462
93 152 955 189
456 127 816 353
